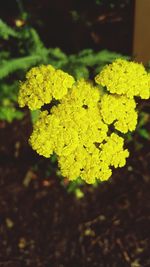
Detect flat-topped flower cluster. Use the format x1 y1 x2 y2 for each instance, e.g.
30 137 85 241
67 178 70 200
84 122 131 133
18 59 150 184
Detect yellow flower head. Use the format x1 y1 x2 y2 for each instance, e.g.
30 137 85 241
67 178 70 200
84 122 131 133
100 94 138 133
18 59 150 184
95 59 150 99
18 65 75 110
29 79 129 184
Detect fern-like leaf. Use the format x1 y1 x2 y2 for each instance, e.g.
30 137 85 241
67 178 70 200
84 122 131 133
0 19 19 39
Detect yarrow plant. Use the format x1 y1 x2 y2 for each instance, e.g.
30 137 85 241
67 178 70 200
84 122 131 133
18 59 150 184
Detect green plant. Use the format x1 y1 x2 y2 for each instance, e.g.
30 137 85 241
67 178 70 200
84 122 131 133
0 16 129 122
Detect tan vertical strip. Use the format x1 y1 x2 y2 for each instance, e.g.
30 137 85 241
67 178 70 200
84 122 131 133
133 0 150 63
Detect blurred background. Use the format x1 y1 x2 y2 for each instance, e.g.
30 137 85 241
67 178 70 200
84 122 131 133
0 0 134 54
0 1 150 267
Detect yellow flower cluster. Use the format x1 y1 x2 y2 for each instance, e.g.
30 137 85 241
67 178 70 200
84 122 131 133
29 79 129 183
95 59 150 99
18 60 150 184
100 94 137 133
18 65 75 110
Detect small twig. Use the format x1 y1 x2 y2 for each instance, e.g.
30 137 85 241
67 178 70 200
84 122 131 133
16 0 24 16
116 238 131 263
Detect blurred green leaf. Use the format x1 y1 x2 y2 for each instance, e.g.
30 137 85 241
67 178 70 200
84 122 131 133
0 19 19 39
0 106 23 122
30 110 41 124
75 188 84 199
138 128 150 140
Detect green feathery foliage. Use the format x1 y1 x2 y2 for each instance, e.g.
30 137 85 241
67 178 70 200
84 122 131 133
0 18 128 122
0 19 19 39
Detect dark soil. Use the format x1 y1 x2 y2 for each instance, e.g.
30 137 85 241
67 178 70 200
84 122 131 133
0 110 150 267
